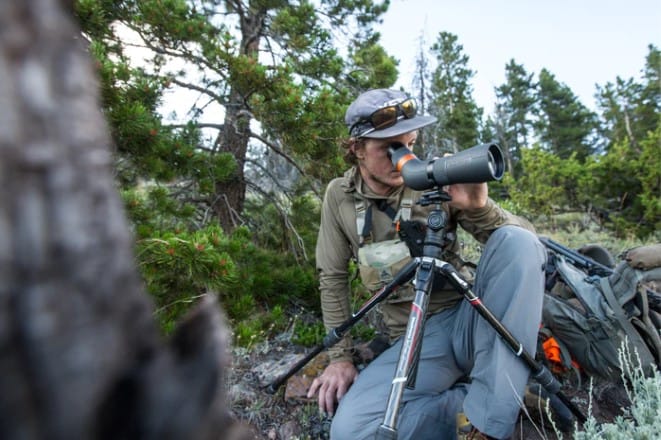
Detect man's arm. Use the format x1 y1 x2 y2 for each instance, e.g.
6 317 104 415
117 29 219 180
309 180 359 414
449 182 535 243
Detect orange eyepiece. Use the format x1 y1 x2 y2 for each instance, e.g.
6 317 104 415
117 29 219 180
395 153 417 171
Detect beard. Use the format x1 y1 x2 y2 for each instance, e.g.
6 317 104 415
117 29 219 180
362 168 404 195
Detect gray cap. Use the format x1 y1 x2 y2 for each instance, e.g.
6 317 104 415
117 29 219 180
345 89 437 139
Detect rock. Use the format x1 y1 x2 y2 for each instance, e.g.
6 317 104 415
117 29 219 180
278 420 302 439
252 352 306 388
230 382 258 405
284 353 329 401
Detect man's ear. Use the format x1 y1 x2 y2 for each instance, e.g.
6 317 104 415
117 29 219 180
352 143 365 160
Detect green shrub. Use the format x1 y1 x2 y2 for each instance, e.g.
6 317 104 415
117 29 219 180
292 320 326 347
573 344 661 439
136 224 240 331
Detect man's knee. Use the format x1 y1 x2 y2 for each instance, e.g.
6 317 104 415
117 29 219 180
486 226 545 268
489 225 539 248
330 403 373 440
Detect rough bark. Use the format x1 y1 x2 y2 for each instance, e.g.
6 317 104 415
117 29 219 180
0 1 240 439
213 3 265 233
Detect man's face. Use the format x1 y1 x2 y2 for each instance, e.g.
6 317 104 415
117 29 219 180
356 131 417 195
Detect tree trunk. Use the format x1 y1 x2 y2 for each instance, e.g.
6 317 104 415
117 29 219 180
213 4 265 233
215 88 251 232
0 2 241 439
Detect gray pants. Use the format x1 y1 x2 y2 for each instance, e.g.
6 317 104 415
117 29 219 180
330 226 546 440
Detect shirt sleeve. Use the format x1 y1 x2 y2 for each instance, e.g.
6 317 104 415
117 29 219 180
455 198 535 244
315 181 355 363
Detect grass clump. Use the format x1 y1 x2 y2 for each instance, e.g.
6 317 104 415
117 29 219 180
573 343 660 439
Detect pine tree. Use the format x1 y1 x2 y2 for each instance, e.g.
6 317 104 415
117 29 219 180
410 32 434 157
76 0 395 234
535 69 598 160
492 60 537 177
428 32 483 153
596 44 660 152
591 45 661 236
73 0 396 331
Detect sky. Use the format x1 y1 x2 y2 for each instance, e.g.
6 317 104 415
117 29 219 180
376 0 661 113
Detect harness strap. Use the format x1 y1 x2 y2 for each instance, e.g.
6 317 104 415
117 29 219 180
355 198 368 247
398 192 413 223
354 187 415 247
375 199 397 220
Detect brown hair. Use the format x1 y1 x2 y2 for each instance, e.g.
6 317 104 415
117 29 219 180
341 137 365 166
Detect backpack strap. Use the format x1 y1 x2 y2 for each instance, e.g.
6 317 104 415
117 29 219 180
598 276 658 369
634 286 661 365
618 266 661 364
374 199 397 220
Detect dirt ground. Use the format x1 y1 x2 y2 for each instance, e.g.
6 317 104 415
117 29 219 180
227 334 631 440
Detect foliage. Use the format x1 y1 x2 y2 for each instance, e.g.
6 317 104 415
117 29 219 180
126 183 318 337
596 45 660 152
491 60 537 177
292 320 326 347
504 146 588 219
243 191 321 264
234 304 289 349
75 2 660 351
506 121 660 239
573 344 661 439
587 128 661 238
636 127 661 235
535 69 598 160
137 224 238 332
429 31 483 154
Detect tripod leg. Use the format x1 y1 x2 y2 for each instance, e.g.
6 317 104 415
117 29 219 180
439 260 586 425
377 257 435 438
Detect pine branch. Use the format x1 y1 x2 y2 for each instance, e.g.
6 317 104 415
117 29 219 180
248 132 311 186
245 182 309 263
168 78 228 106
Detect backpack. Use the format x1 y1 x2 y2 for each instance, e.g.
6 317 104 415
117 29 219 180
539 241 661 380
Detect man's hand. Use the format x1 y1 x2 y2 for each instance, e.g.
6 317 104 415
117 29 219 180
306 361 358 416
446 182 488 211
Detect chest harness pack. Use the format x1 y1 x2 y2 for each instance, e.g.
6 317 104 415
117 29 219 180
354 189 426 295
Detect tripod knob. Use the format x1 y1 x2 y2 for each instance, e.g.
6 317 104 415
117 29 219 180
427 210 447 231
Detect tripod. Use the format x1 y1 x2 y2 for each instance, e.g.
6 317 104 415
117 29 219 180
266 188 586 438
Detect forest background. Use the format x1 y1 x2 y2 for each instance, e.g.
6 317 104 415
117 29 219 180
0 1 658 439
74 0 659 357
66 1 661 437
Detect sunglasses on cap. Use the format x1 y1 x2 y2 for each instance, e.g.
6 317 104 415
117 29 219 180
350 98 418 137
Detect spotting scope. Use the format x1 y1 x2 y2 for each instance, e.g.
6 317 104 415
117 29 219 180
388 142 505 190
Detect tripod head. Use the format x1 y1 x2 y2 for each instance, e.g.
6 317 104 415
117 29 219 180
417 188 452 206
417 190 453 261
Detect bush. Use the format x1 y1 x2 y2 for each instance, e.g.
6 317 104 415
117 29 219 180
573 344 661 439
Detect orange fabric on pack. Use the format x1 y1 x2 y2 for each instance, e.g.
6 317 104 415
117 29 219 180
542 336 580 371
542 337 563 363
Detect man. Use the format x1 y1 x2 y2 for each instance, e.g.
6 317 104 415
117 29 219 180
307 88 546 439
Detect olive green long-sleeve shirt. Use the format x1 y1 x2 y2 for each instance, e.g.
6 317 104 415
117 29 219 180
315 167 535 362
